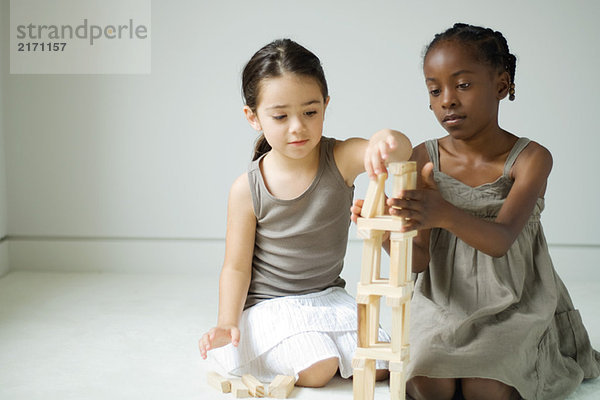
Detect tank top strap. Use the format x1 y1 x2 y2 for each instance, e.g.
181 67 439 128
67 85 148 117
424 139 440 171
503 137 531 177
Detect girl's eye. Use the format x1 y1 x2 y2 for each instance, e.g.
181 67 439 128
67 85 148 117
273 115 286 120
305 110 317 116
457 82 470 89
429 88 440 97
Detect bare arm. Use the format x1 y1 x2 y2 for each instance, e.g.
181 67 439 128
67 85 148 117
334 129 413 186
391 142 552 258
199 173 256 358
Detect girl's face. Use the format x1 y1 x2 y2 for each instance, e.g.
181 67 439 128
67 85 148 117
423 40 509 140
245 73 329 161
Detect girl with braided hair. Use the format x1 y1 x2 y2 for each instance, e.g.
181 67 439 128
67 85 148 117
350 23 600 399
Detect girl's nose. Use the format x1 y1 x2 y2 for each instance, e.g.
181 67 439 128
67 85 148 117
441 89 458 109
289 116 306 133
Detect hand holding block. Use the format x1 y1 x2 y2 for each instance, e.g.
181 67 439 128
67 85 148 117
207 371 231 393
242 374 265 397
268 375 295 398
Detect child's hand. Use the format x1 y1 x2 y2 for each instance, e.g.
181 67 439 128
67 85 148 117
350 199 364 223
198 325 240 360
387 162 448 231
364 129 412 179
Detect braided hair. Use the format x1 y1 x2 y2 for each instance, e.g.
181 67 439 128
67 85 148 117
424 23 517 101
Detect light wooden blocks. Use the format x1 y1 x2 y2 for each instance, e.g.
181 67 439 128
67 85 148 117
268 375 295 399
207 372 295 399
231 379 250 398
242 374 265 397
353 161 416 400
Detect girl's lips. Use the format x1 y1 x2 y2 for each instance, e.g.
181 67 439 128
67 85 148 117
443 114 465 125
289 139 308 145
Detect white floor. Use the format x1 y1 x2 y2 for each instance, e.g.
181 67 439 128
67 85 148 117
0 246 599 399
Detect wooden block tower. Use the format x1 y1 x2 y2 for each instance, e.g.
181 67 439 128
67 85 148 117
353 161 417 400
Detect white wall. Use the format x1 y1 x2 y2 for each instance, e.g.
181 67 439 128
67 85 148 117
0 0 9 276
3 0 600 272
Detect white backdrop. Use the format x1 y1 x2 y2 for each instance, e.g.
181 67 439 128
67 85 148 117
1 0 599 273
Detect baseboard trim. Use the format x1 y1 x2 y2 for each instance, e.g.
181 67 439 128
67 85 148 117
4 236 600 275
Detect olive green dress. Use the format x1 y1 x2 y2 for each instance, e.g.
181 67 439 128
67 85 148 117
407 138 600 399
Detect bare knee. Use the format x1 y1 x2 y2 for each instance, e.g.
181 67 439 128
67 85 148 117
407 376 456 400
376 369 389 381
296 357 339 388
462 378 519 400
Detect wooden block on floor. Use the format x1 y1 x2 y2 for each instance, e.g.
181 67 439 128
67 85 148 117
352 358 376 400
231 379 250 398
242 374 265 397
207 371 231 393
268 375 295 399
389 361 407 400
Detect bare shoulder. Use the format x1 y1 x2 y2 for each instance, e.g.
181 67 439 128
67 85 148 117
511 140 553 180
333 137 368 185
229 172 254 212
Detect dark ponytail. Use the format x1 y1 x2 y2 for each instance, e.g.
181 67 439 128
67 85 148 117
241 39 329 160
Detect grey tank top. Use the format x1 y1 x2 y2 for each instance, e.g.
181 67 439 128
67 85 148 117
245 137 354 309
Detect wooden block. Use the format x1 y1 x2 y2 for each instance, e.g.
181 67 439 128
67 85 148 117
357 228 385 239
357 281 412 299
386 292 411 307
391 305 404 353
231 379 250 398
242 374 265 397
268 375 295 399
358 217 418 233
389 161 417 224
361 172 387 218
389 361 407 400
389 238 410 287
390 231 418 241
352 358 366 400
402 301 411 347
387 161 417 176
360 235 383 284
367 295 381 346
207 371 231 393
352 358 376 400
354 343 409 362
357 303 368 348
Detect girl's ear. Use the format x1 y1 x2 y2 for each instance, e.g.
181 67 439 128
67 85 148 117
497 71 510 100
324 96 331 110
243 105 262 131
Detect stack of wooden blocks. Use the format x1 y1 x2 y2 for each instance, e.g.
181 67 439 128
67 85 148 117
353 161 417 400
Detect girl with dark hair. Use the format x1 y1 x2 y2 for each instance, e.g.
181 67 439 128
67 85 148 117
199 38 412 388
352 23 600 399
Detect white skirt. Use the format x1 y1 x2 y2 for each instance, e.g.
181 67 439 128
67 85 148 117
209 287 390 382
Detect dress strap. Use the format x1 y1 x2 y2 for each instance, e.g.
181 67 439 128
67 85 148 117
503 137 531 177
424 139 440 171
